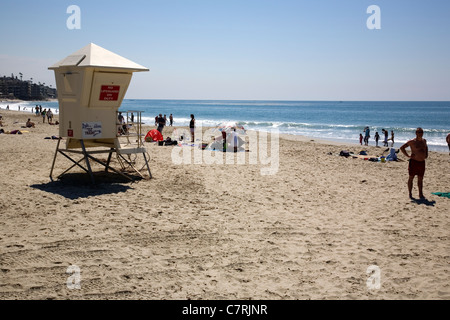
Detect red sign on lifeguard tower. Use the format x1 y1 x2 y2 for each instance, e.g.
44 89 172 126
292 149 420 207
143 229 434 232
99 85 120 101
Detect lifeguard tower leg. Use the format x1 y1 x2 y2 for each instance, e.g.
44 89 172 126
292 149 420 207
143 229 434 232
49 138 61 181
105 148 114 172
57 157 87 179
86 153 133 181
80 140 95 184
142 152 152 179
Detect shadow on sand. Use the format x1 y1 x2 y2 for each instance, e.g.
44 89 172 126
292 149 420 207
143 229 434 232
31 172 142 200
410 197 436 207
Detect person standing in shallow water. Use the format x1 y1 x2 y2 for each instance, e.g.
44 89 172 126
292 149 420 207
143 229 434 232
388 130 395 147
382 129 388 147
400 127 428 199
374 132 380 147
364 126 370 146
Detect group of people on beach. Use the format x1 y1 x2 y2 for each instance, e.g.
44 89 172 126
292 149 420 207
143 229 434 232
30 105 58 125
155 114 174 134
360 127 394 147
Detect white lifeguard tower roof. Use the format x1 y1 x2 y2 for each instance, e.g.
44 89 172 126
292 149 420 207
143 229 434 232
48 43 149 72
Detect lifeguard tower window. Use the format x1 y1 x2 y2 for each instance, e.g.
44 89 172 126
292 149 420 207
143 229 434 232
58 54 86 67
57 72 80 96
89 71 131 109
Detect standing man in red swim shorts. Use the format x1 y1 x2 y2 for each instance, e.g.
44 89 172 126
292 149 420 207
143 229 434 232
400 128 428 199
446 133 450 155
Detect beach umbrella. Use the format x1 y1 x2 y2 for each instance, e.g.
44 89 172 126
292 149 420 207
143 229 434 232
214 121 246 135
208 121 247 152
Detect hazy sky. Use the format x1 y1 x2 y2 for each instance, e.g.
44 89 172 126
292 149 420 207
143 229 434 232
1 0 449 100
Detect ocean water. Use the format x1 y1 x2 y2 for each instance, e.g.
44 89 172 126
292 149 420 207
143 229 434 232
2 100 449 152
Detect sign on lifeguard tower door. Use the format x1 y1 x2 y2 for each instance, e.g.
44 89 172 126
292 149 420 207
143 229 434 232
82 122 102 139
99 85 120 101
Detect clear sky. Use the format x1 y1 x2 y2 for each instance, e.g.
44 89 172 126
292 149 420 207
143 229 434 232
1 0 449 100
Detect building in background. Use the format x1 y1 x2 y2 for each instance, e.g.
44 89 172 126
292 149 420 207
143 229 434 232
0 74 57 100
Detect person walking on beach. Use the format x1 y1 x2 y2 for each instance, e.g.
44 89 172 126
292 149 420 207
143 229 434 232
157 114 165 134
359 133 363 145
400 127 428 199
189 114 195 143
364 126 370 146
169 114 173 126
47 109 53 124
374 132 380 147
388 130 395 147
382 129 388 147
41 109 46 123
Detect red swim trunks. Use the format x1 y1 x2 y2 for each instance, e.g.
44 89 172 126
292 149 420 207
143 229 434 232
408 159 425 177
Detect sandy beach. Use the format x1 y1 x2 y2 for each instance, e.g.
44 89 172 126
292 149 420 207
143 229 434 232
0 109 449 300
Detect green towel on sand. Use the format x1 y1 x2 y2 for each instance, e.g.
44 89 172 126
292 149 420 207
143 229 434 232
432 192 450 198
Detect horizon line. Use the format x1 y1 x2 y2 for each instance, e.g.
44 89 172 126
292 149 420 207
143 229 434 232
123 98 450 102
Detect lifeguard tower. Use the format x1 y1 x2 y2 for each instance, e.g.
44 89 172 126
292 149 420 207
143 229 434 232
48 43 152 183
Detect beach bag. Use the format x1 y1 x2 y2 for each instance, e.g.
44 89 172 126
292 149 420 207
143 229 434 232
339 150 350 157
164 138 178 146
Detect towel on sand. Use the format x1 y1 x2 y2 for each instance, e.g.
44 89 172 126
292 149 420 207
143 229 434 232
432 192 450 198
386 148 398 161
